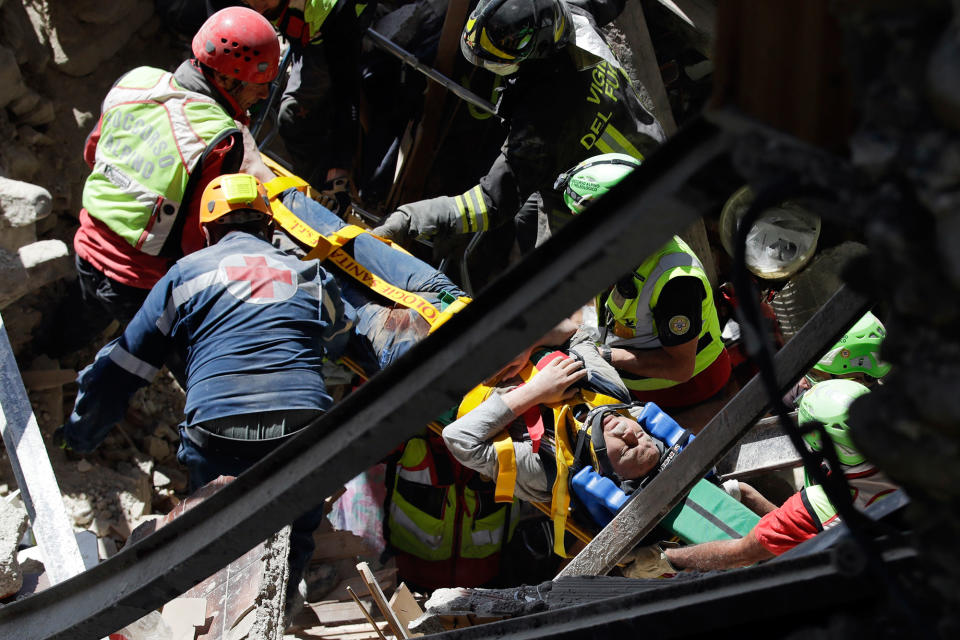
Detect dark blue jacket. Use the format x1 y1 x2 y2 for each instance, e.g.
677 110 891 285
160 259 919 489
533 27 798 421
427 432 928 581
63 231 354 453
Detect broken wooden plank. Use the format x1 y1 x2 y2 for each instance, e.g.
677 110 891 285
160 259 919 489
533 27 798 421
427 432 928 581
557 284 870 577
0 312 85 585
346 586 387 640
19 368 77 391
309 600 377 626
325 567 397 602
357 562 409 639
388 583 424 638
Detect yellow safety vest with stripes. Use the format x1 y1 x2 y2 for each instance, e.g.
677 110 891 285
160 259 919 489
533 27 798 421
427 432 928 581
601 236 724 391
387 433 514 562
82 66 238 257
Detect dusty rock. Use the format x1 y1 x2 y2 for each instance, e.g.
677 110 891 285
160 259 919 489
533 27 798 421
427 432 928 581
0 0 50 72
0 46 27 109
27 0 155 77
0 499 29 598
0 177 52 229
0 240 72 310
12 95 56 128
144 436 171 461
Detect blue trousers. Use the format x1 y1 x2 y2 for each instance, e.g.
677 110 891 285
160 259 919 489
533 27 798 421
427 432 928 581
176 411 325 600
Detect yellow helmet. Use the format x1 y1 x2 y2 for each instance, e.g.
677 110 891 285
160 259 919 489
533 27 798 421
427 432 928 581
200 173 273 226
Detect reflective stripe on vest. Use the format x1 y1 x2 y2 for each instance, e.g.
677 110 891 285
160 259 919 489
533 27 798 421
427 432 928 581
604 237 724 391
82 67 237 255
389 500 445 550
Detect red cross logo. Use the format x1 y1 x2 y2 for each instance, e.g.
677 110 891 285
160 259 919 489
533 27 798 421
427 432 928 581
223 255 295 302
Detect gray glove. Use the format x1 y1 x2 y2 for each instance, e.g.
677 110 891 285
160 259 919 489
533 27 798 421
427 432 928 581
621 542 678 578
569 340 629 401
372 210 415 244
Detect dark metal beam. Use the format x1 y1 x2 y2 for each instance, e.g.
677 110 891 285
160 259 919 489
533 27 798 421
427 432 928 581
0 120 730 640
425 546 916 640
558 283 870 578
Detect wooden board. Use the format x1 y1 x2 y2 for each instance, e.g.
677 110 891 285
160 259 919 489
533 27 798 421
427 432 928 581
356 562 409 639
387 583 424 638
325 567 398 602
309 599 378 626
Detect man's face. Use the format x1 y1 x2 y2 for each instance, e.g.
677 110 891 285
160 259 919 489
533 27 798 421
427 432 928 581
601 413 660 480
214 73 271 113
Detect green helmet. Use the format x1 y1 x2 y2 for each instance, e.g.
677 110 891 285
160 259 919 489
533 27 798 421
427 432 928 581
813 311 891 378
798 379 871 466
554 153 640 214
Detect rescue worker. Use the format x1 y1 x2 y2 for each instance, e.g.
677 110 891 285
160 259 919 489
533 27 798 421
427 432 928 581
244 0 376 196
558 154 731 421
55 173 354 619
623 379 900 576
73 7 281 325
372 0 665 260
441 354 643 505
783 310 890 406
382 314 620 587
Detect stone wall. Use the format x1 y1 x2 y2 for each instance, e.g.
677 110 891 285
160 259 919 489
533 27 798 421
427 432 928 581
0 0 184 356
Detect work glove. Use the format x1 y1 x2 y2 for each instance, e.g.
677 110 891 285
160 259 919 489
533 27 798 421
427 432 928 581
621 542 678 579
371 210 415 245
569 341 630 401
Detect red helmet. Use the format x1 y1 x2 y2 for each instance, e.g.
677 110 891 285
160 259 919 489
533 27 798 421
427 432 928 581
192 7 280 84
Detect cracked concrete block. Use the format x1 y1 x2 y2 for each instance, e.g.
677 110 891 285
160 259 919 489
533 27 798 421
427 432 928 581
0 240 72 309
0 46 28 110
0 499 29 599
0 177 52 227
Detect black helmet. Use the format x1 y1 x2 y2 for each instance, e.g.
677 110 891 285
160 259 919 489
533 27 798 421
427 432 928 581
461 0 572 75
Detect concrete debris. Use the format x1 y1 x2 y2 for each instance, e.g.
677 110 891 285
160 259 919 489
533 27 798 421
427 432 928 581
0 46 28 110
0 498 29 598
0 176 52 232
111 610 175 640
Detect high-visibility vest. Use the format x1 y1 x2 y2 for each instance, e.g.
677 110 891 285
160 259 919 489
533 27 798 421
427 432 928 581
82 66 238 257
386 433 514 564
600 235 724 391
